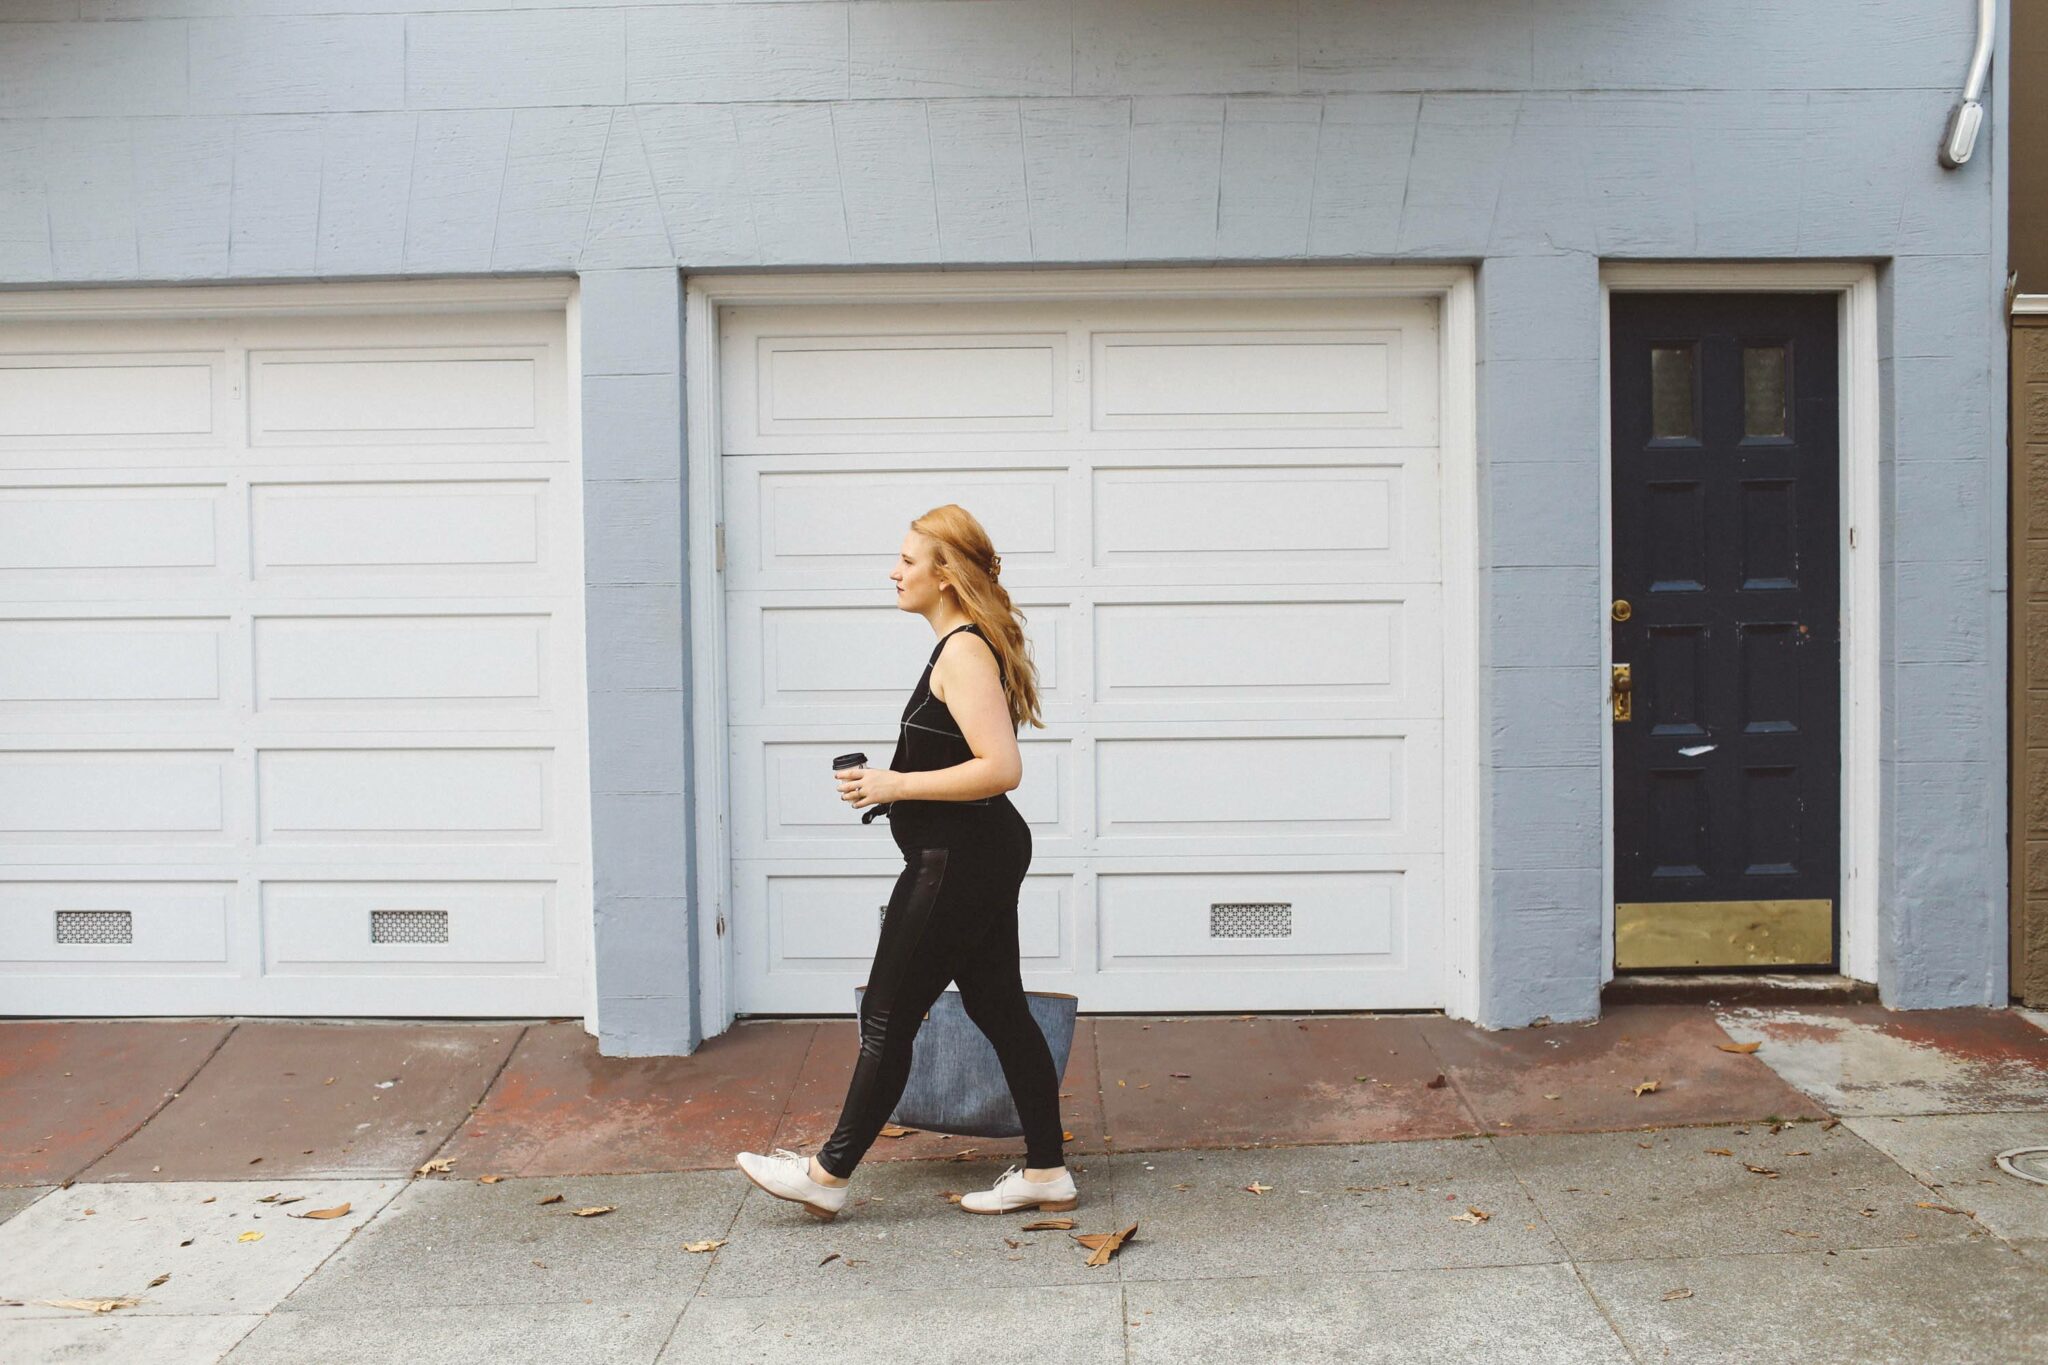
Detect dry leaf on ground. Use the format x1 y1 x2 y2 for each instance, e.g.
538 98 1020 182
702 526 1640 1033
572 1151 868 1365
1705 1148 1734 1157
1073 1221 1137 1267
1450 1207 1491 1225
1022 1217 1076 1230
1169 1072 1191 1079
1633 1081 1662 1097
570 1205 616 1218
947 1148 981 1162
237 1230 264 1243
478 1175 504 1184
415 1159 455 1176
290 1204 351 1221
1543 1093 1562 1101
147 1274 170 1288
818 1252 840 1266
877 1124 915 1139
1744 1165 1780 1178
1062 1130 1074 1141
40 1297 140 1314
1916 1202 1969 1216
1716 1041 1762 1054
537 1194 564 1206
1243 1182 1272 1195
683 1239 727 1253
1662 1287 1694 1301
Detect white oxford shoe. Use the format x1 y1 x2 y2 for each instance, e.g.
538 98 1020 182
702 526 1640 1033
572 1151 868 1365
735 1147 850 1221
958 1163 1079 1215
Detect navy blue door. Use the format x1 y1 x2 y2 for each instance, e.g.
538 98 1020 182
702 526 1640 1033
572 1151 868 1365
1608 293 1840 969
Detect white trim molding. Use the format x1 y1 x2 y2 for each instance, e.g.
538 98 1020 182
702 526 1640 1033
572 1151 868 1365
1597 262 1882 986
684 265 1485 1033
0 277 576 320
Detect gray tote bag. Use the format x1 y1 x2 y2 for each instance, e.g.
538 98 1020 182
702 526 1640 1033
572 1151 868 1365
850 985 1078 1138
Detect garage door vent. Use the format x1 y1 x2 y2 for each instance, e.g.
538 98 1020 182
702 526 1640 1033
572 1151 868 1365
56 910 133 945
1210 902 1292 938
371 909 450 945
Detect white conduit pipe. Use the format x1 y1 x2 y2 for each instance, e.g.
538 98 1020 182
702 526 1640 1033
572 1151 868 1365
1938 0 1996 168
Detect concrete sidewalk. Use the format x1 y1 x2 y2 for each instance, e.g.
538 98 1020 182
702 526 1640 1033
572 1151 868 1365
3 1005 2045 1363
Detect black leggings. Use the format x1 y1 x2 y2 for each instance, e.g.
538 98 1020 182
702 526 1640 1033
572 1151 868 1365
816 813 1065 1179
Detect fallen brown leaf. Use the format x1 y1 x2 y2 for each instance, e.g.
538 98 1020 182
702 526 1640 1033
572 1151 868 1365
1062 1130 1074 1141
147 1273 170 1288
947 1148 981 1162
939 1191 964 1204
1744 1164 1780 1178
478 1175 504 1184
570 1205 616 1218
1169 1072 1191 1079
1916 1201 1968 1216
1450 1207 1491 1225
1705 1148 1734 1157
1426 1073 1448 1089
1716 1041 1762 1054
290 1204 351 1221
237 1230 264 1243
1821 1118 1841 1131
1662 1287 1694 1302
818 1252 840 1266
1073 1221 1137 1267
1632 1081 1662 1097
683 1239 727 1253
1543 1093 1562 1101
415 1158 455 1176
40 1297 140 1314
877 1124 914 1139
1243 1182 1272 1195
1022 1217 1076 1230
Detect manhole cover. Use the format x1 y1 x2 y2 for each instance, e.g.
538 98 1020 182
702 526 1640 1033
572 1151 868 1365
1995 1147 2048 1187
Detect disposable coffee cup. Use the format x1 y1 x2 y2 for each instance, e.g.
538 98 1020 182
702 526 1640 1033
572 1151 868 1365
831 752 867 773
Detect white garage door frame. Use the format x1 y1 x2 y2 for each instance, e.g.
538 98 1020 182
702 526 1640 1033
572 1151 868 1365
684 266 1481 1031
0 276 596 1018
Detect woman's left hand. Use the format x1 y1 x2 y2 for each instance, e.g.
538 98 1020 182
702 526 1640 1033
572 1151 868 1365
838 766 904 809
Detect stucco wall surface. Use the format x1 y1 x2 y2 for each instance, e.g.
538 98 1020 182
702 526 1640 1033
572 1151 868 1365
0 1 2010 1047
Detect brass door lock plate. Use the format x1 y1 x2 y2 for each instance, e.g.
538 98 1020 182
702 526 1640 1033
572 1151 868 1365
1611 663 1632 722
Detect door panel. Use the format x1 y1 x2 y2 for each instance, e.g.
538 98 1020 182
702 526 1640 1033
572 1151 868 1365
1610 293 1840 970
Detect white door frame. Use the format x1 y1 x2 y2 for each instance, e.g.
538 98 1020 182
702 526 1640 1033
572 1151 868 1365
1597 263 1882 984
684 265 1483 1033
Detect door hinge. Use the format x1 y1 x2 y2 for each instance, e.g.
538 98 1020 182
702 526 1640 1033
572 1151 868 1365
714 522 725 573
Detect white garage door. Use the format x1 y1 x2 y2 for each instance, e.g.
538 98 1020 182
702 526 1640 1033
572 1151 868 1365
719 291 1449 1014
0 293 591 1015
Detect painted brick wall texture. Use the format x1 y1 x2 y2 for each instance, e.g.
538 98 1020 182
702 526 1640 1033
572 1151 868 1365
0 2 2009 1046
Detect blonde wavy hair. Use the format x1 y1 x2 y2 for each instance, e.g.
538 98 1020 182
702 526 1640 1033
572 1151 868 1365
910 503 1045 731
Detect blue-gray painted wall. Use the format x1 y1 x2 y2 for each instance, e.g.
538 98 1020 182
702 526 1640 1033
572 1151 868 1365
0 1 2012 1049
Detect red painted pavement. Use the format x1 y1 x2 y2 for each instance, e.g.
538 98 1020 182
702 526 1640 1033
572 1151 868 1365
0 1020 232 1186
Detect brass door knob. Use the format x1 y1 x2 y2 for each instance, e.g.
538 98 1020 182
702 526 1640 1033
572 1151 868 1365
1612 599 1632 622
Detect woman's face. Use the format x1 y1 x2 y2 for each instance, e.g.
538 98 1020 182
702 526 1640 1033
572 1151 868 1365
890 530 948 615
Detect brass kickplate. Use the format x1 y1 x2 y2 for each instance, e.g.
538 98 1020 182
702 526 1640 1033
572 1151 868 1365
1614 898 1833 970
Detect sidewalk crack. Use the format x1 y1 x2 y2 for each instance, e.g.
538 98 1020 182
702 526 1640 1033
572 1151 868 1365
65 1018 239 1185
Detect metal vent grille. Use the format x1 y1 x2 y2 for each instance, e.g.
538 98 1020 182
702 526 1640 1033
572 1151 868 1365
56 910 133 945
1210 902 1293 938
371 909 450 945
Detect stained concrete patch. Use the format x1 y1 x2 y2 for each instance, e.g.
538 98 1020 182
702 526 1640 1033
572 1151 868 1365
0 1019 233 1186
668 1281 1125 1363
697 1156 1121 1299
6 1312 262 1363
1498 1123 1986 1263
1090 1014 1479 1148
1124 1264 1633 1364
1581 1243 2048 1364
1716 1005 2048 1115
0 1184 51 1223
444 1019 818 1178
1419 1006 1826 1134
228 1301 683 1365
1844 1113 2048 1244
0 1180 400 1318
1104 1141 1565 1283
84 1021 523 1182
276 1172 736 1312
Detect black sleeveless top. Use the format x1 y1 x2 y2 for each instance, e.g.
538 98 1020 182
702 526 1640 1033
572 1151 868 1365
879 622 1018 848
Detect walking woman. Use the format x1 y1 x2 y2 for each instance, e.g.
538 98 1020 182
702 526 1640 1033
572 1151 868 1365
735 504 1074 1220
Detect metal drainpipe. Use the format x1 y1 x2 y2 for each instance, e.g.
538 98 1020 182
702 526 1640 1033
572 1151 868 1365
1939 0 1997 167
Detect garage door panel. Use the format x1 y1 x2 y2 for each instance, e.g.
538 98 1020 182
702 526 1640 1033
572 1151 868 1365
730 462 1067 588
260 881 555 974
0 880 233 967
731 331 1070 446
1091 329 1402 431
247 348 550 450
0 351 226 451
256 747 553 844
0 616 228 709
1096 869 1403 964
250 479 553 586
730 598 1071 720
0 749 233 843
745 864 1072 978
252 614 551 713
1092 597 1420 713
732 733 1077 856
0 483 229 585
1090 456 1437 582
